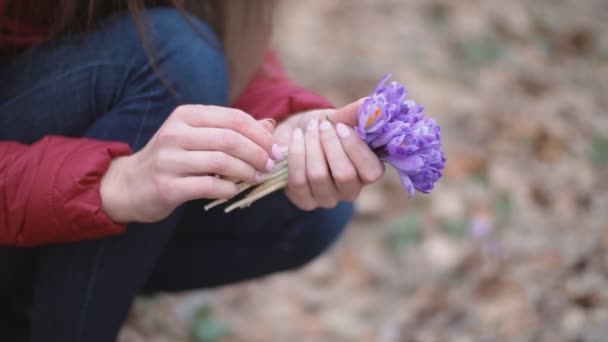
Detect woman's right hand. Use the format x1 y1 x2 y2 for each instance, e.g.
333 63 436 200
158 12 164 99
100 105 282 223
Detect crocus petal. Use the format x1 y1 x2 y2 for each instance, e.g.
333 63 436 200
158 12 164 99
375 74 392 93
355 126 367 140
384 155 424 174
369 121 409 149
410 167 442 194
398 172 415 197
358 96 389 135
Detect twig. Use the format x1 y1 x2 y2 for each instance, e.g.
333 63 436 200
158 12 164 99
225 179 288 213
204 147 289 211
252 168 288 193
245 174 288 200
204 182 252 210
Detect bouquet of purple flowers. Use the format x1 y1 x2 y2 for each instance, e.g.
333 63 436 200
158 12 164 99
355 74 445 197
206 75 445 212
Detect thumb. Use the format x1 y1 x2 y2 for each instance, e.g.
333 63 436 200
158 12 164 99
327 98 365 127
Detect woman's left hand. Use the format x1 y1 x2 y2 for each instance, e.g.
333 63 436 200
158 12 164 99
273 101 385 211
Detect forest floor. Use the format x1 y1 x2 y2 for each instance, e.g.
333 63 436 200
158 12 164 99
120 0 608 341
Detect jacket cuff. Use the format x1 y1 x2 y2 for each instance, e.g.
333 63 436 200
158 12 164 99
18 137 132 246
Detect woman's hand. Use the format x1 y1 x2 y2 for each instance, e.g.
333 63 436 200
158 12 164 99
274 101 385 211
100 105 282 223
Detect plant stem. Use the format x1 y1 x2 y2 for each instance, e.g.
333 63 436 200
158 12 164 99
204 158 289 211
225 178 288 213
204 182 252 211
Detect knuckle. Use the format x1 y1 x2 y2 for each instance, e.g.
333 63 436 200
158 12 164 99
153 176 175 205
344 195 357 203
300 203 317 211
216 131 238 152
334 168 358 185
212 180 238 199
362 165 384 184
207 152 227 173
241 145 268 172
286 190 318 211
225 186 239 199
320 199 338 208
235 118 250 132
177 133 197 149
152 151 171 173
289 177 309 190
172 105 197 121
198 177 214 192
308 169 328 184
156 126 179 145
229 110 250 128
242 168 257 184
255 150 270 169
171 105 187 118
344 189 360 202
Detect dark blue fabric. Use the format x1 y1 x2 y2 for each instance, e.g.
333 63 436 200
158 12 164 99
0 8 352 342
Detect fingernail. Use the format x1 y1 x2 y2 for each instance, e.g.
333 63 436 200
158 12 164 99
319 120 332 131
307 119 318 131
293 128 303 141
271 143 284 160
264 118 277 127
336 123 350 138
255 171 263 183
266 159 275 173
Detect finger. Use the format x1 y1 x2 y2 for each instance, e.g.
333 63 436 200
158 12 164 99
259 118 276 133
286 128 316 210
326 99 366 126
171 150 261 184
305 119 339 208
172 176 238 203
180 127 276 174
178 105 283 160
318 120 361 201
336 123 385 184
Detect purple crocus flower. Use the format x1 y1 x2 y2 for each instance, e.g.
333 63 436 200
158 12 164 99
355 75 407 141
357 75 446 197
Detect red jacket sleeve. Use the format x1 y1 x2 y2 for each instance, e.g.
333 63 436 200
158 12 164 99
233 49 334 122
0 136 132 246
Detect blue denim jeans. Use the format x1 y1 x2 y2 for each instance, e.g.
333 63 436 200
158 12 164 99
0 9 352 342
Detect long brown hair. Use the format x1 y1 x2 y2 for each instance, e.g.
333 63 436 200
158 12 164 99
6 0 276 101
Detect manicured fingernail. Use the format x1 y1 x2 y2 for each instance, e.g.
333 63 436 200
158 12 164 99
266 159 275 173
255 171 263 183
336 123 350 138
307 119 318 131
271 144 284 160
293 128 303 141
319 120 332 131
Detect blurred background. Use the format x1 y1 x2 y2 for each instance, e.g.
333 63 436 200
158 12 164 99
121 0 608 341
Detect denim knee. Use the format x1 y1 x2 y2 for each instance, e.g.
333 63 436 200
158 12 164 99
92 7 228 107
121 8 228 106
81 8 229 149
281 202 354 269
139 8 229 106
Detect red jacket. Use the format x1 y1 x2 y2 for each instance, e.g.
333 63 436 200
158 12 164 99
0 3 333 246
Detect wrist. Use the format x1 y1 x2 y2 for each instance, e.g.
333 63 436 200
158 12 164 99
100 155 136 223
